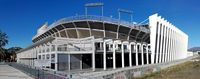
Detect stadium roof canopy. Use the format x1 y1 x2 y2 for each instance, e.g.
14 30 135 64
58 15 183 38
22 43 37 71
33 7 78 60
32 15 150 43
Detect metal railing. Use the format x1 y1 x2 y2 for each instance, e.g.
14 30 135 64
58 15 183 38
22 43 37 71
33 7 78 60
48 15 149 32
33 15 150 39
57 46 93 52
8 62 68 79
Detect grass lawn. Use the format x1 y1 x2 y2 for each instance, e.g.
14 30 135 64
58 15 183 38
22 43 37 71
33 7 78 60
135 56 200 79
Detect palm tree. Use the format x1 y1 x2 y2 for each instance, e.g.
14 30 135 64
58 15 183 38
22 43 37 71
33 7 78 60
0 30 8 47
0 30 8 61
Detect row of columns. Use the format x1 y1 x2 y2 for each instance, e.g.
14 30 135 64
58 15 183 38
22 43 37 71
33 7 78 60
154 22 186 64
98 40 151 71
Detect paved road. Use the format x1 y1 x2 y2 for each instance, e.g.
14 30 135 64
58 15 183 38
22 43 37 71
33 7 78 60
0 64 33 79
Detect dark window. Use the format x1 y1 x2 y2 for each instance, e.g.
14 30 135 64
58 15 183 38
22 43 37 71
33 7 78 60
38 55 41 59
158 23 162 63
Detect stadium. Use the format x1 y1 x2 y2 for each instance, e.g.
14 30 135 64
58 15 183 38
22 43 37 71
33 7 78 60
16 3 188 72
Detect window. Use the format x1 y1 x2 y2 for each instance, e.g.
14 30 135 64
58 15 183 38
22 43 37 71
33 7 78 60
46 54 50 59
38 55 41 59
43 55 45 60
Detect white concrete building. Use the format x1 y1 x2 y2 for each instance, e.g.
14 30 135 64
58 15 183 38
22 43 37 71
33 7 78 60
17 13 188 72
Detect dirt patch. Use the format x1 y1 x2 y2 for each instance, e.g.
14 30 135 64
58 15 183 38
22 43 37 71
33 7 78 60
135 56 200 79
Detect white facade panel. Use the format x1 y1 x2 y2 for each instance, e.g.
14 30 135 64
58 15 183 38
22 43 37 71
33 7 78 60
149 13 188 63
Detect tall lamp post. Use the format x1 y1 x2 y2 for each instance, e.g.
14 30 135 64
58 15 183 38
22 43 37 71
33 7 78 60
85 2 104 17
118 9 133 23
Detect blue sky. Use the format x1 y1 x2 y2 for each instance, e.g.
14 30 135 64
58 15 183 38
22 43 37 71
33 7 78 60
0 0 199 49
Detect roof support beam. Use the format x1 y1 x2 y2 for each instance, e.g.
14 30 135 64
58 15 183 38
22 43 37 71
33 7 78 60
87 21 92 36
72 22 79 38
135 30 141 40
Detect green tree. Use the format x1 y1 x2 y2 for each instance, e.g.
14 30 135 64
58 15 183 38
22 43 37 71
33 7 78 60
0 30 8 61
7 47 22 62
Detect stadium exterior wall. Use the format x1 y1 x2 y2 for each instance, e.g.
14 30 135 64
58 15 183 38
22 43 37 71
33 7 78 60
149 14 188 64
16 14 188 73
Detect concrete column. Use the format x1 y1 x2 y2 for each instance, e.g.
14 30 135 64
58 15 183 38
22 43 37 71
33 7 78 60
103 41 106 70
129 44 132 67
175 32 177 60
92 40 95 71
55 39 59 71
92 53 96 71
121 43 125 68
176 35 178 60
165 27 169 62
55 53 58 71
162 26 166 63
156 23 161 63
171 30 174 61
141 44 144 65
136 44 139 66
170 30 173 61
159 25 163 63
146 44 149 64
113 43 116 69
68 54 70 71
80 55 82 70
174 32 176 60
168 29 171 62
171 31 174 61
49 44 52 68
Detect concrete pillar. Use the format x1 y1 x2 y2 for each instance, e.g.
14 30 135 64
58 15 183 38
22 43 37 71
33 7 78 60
68 54 70 71
55 53 58 71
92 40 95 71
171 31 174 61
156 23 161 63
170 30 173 61
141 44 144 65
175 32 177 60
103 41 106 70
174 32 176 60
55 43 58 71
80 55 82 70
129 44 132 67
169 30 171 62
113 43 116 69
176 34 178 60
121 43 125 68
136 44 139 66
92 53 95 71
54 38 60 71
146 44 149 64
162 26 166 63
159 25 163 63
49 44 52 68
165 27 169 62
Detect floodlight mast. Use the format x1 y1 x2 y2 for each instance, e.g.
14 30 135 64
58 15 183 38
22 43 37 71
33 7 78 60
85 2 104 17
118 9 133 23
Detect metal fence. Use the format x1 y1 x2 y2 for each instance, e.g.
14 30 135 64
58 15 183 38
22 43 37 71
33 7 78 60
8 62 68 79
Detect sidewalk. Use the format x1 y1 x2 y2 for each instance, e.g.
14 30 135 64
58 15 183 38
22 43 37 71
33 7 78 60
0 64 33 79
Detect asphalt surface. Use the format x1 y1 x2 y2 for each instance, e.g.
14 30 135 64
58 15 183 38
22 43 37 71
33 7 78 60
0 64 33 79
